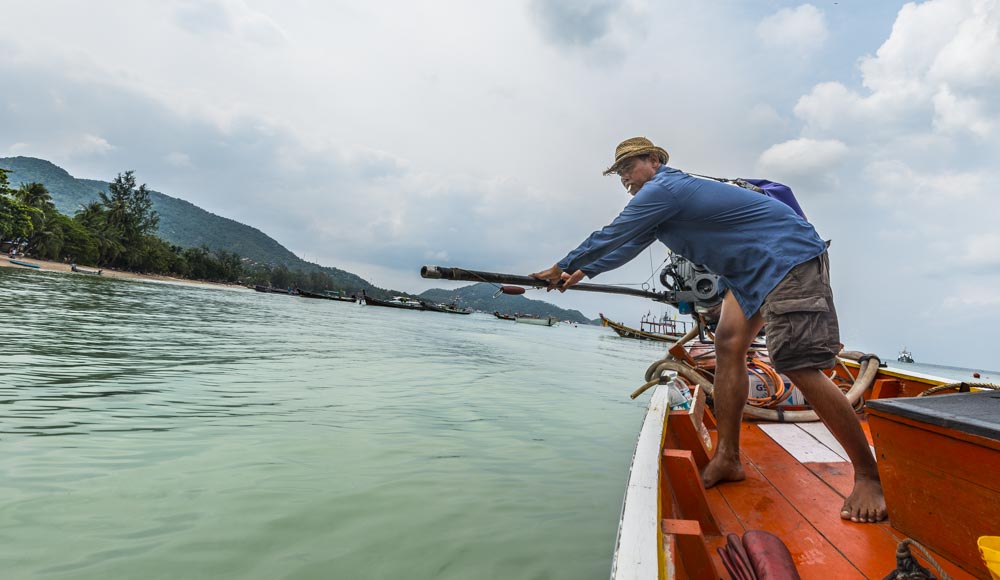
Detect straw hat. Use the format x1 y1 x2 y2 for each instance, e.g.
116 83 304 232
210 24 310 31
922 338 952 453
603 137 670 175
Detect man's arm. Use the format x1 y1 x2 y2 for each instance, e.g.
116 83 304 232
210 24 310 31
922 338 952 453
577 231 656 278
556 184 678 275
533 182 678 291
530 233 655 292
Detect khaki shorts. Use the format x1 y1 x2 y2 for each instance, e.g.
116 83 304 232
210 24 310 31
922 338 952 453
760 252 841 372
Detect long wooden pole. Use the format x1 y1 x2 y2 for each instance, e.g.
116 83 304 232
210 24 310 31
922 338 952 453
420 265 670 302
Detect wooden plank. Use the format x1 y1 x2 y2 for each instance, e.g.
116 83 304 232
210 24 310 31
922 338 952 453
663 450 720 535
802 461 853 498
667 410 711 469
798 421 850 461
869 415 1000 578
869 407 1000 453
702 487 743 578
860 419 874 446
704 488 745 535
661 519 718 580
758 423 845 463
738 424 895 577
870 415 1000 492
870 378 901 399
715 426 865 578
739 422 979 579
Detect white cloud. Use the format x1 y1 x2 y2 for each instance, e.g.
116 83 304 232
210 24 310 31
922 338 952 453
746 103 786 128
928 1 1000 89
795 0 1000 140
959 232 1000 270
756 4 828 53
70 134 115 157
756 138 848 185
6 142 30 155
943 285 1000 310
173 0 287 46
863 160 987 205
932 86 993 136
164 151 193 168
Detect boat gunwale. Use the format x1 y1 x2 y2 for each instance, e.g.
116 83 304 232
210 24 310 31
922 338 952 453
840 358 959 386
611 382 671 580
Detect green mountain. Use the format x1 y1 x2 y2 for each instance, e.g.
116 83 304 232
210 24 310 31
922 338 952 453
0 156 367 289
1 156 593 320
419 283 595 324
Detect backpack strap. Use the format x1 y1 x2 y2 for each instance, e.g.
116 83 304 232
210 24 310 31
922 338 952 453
687 172 766 195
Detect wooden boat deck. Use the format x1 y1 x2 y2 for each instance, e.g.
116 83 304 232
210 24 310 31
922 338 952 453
703 420 977 579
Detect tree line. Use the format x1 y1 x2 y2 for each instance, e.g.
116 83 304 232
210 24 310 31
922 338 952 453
0 168 360 293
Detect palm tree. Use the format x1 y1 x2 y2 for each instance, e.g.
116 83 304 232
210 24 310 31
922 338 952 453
16 182 55 213
74 201 121 265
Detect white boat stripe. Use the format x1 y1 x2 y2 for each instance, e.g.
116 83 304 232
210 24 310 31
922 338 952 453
611 384 670 580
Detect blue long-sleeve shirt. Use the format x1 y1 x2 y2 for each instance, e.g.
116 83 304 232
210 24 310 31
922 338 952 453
557 165 827 319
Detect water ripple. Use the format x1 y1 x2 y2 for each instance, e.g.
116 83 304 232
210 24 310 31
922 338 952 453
0 267 658 579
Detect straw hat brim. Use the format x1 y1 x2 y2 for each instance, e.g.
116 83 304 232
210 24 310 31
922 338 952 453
603 146 669 176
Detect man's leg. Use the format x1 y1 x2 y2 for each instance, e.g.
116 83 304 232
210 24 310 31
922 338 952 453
782 368 887 523
701 291 764 488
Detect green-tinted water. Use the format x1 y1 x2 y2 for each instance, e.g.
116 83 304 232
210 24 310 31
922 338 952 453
0 268 665 579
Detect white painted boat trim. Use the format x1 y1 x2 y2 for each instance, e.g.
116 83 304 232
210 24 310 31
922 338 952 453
839 358 953 385
611 383 670 580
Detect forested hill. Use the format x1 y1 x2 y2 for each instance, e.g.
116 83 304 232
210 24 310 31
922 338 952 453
0 156 367 288
419 283 596 324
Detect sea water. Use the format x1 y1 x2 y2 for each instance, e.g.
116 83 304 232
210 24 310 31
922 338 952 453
0 267 668 580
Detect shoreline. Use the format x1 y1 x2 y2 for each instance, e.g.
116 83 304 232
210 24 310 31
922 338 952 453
2 257 246 291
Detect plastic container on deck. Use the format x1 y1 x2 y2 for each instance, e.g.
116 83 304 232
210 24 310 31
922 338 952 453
666 379 692 412
980 536 1000 580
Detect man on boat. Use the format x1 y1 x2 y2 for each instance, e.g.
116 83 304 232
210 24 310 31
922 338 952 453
531 137 886 523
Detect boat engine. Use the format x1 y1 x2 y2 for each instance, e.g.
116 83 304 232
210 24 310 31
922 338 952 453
659 253 723 314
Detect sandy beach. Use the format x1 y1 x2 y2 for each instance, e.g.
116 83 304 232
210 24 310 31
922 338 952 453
2 256 245 291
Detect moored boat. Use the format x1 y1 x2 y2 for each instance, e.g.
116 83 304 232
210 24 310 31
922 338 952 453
326 293 358 303
7 259 40 269
363 295 425 311
71 263 102 275
515 314 558 326
298 289 355 302
600 312 691 342
613 332 999 579
423 301 472 314
254 285 298 295
297 289 329 299
494 311 516 321
898 346 914 363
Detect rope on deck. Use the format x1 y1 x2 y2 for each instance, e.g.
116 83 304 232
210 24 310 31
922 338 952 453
882 538 952 580
917 382 1000 396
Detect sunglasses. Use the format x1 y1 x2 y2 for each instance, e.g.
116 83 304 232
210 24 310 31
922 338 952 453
615 158 641 177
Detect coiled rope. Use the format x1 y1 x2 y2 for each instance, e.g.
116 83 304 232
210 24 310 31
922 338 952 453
631 349 882 423
917 382 1000 396
882 539 953 580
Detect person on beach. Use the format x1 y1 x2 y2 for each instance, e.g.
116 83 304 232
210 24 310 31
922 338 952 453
530 137 886 523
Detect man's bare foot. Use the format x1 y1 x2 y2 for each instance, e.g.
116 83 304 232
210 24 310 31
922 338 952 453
701 454 746 488
841 477 887 523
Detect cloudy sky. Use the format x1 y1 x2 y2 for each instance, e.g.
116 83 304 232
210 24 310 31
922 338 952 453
2 0 998 369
